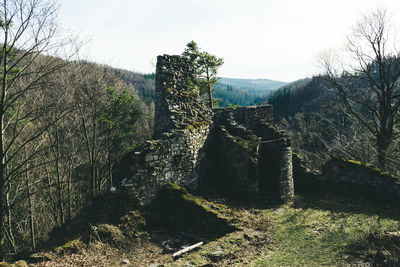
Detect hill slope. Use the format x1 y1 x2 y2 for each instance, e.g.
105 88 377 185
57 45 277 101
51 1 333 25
220 77 287 92
212 77 287 107
262 76 333 119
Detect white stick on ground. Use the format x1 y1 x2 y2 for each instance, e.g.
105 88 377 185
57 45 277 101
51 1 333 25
172 242 204 258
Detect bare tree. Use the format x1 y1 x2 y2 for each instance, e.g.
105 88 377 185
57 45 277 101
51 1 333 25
0 0 77 258
322 7 400 169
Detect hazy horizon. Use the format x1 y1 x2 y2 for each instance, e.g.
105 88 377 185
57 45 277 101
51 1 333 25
58 0 400 83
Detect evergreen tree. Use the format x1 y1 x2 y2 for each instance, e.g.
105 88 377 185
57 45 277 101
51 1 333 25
182 41 224 108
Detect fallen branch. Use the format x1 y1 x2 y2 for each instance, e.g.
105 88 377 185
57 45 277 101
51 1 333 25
172 241 204 258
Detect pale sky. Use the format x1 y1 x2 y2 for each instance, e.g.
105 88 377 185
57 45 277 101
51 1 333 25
58 0 400 82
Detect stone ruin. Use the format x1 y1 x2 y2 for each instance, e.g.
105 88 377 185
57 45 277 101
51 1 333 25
121 54 400 206
122 55 294 205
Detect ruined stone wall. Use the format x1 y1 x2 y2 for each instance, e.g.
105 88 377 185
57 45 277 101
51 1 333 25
123 55 294 205
209 106 294 203
123 55 212 205
154 55 212 138
259 140 293 203
293 155 400 202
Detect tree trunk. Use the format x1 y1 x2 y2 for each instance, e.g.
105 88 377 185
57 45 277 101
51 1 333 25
55 151 64 226
0 129 5 259
5 189 15 253
377 137 389 169
207 83 213 109
107 131 113 189
0 172 4 260
66 163 72 222
206 70 213 109
0 8 8 258
26 172 36 250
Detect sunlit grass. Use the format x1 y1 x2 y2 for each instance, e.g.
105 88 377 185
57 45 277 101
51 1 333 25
254 195 400 266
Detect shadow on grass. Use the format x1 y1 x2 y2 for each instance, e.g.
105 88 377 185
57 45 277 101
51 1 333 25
293 191 400 222
144 183 238 250
345 231 400 266
21 184 240 265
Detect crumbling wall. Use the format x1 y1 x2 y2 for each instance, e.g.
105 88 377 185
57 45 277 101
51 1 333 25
154 55 212 138
293 155 400 202
209 106 294 203
123 55 212 205
322 156 400 201
259 140 293 203
123 55 294 205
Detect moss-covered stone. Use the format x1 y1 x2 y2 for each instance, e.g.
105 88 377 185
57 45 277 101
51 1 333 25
348 159 362 165
55 239 86 254
10 260 27 267
147 183 236 235
94 224 126 245
29 252 52 263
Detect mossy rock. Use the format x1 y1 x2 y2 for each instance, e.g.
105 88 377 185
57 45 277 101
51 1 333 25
10 261 27 267
29 253 52 263
55 239 86 254
147 183 236 235
93 224 126 245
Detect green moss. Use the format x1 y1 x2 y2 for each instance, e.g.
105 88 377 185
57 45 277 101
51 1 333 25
339 157 398 179
373 167 381 172
185 117 210 130
167 182 189 194
221 129 258 154
55 239 85 254
29 253 52 263
148 183 235 234
62 239 82 249
348 159 362 165
95 224 126 244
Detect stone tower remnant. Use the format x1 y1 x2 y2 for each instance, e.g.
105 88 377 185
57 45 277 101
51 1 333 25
122 55 294 205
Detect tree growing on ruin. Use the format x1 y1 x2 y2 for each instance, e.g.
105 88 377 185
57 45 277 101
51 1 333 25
321 7 400 169
182 41 224 108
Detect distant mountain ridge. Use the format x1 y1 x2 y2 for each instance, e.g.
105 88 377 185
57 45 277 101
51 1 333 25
265 76 334 119
220 77 287 92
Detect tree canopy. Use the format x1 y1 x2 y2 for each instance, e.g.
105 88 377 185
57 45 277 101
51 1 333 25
182 41 224 108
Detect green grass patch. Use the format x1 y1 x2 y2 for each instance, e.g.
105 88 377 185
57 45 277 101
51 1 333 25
254 194 400 266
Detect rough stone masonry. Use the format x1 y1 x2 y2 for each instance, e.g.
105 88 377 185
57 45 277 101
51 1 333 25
122 54 294 205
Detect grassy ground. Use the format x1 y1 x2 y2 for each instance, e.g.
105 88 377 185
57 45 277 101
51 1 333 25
27 193 400 266
253 194 400 266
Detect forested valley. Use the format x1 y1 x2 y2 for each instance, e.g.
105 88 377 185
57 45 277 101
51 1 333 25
2 0 400 265
0 0 160 256
0 57 157 256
